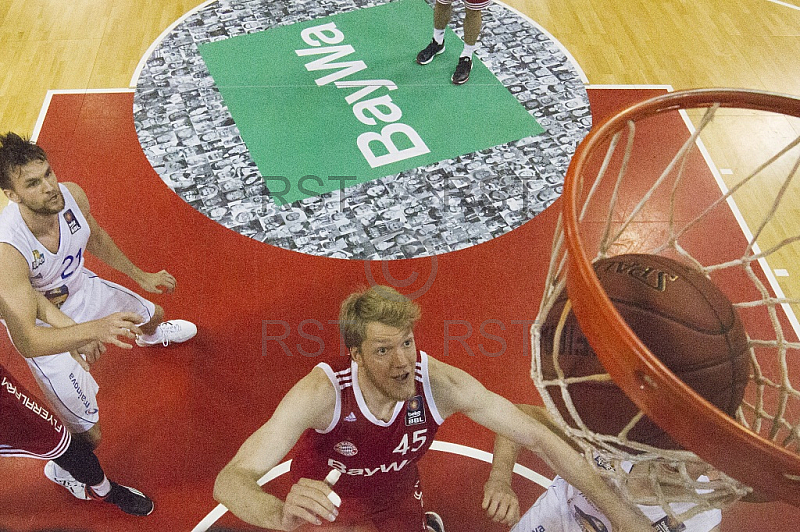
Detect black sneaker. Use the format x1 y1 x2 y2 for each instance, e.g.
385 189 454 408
426 511 445 532
91 482 154 516
451 56 472 85
416 39 445 65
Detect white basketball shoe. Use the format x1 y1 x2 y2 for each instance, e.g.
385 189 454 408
136 319 197 347
44 460 90 500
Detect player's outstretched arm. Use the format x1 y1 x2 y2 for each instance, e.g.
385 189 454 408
483 405 581 526
214 367 340 531
428 357 653 532
64 182 177 294
482 410 524 526
0 243 142 359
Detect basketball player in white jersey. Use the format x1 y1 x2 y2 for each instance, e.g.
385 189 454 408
214 286 651 532
0 132 196 498
482 405 723 532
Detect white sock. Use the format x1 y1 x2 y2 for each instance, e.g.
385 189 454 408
433 28 445 45
91 477 112 497
139 326 164 343
461 43 476 58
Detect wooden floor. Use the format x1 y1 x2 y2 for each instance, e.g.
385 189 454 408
1 0 800 529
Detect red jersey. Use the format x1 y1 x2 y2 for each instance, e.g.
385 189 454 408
291 350 443 503
0 363 70 460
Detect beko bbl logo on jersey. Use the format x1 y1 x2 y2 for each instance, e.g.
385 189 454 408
63 209 81 234
405 395 426 426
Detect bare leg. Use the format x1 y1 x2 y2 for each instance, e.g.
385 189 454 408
139 304 164 336
72 422 102 450
463 8 482 46
433 1 452 30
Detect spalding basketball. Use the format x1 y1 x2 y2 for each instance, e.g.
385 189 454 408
540 253 750 449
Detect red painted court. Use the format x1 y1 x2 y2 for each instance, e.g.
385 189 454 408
0 87 797 531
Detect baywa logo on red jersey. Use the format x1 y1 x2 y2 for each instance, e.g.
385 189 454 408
405 395 426 426
334 440 359 457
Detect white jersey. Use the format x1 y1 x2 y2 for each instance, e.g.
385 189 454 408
513 469 722 532
0 183 156 433
0 183 90 309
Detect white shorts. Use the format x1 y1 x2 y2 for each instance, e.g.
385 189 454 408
23 270 156 433
513 475 722 532
512 476 611 532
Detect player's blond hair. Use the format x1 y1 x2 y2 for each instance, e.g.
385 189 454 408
339 285 421 350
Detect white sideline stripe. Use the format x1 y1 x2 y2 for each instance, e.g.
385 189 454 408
130 0 219 87
496 1 589 84
190 441 551 532
431 440 553 487
677 109 800 340
190 460 291 532
766 0 800 11
31 88 135 142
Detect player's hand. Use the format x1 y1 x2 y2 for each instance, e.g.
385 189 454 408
71 340 107 371
89 312 143 348
482 478 520 525
136 270 176 294
70 350 91 372
281 477 340 530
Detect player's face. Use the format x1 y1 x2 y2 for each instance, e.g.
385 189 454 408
353 322 417 402
5 159 64 215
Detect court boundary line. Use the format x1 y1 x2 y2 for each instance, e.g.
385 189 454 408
31 88 135 143
190 440 552 532
674 107 800 337
767 0 800 11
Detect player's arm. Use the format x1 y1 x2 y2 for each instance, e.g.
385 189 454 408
64 182 176 295
214 367 341 531
483 404 568 525
428 357 653 532
0 243 142 358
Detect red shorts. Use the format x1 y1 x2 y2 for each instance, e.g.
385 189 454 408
0 364 71 459
297 479 426 532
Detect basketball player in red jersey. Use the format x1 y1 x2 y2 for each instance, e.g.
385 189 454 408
215 286 652 531
1 362 153 515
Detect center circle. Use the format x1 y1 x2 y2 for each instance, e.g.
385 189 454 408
133 0 590 260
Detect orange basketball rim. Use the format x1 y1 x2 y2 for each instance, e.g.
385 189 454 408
562 89 800 505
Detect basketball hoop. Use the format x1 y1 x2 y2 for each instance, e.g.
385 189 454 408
533 88 800 517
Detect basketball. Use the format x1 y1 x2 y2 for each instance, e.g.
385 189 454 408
540 253 750 449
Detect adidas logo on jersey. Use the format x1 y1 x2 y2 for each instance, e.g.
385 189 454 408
344 412 357 422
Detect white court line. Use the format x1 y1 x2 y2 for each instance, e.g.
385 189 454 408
30 88 134 142
767 0 800 11
676 107 800 340
190 440 552 532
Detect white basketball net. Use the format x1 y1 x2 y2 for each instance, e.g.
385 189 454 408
532 91 800 523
